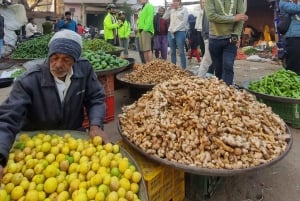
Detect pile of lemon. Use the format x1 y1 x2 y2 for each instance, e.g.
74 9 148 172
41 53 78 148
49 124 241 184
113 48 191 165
0 133 142 201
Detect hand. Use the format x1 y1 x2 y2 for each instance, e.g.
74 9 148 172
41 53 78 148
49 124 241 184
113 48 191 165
235 14 248 22
89 125 111 143
0 165 3 186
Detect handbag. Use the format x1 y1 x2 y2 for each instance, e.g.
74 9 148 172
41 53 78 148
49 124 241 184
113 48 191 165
277 13 292 35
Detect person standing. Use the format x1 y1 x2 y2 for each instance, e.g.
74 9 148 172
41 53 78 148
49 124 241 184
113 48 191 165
137 0 155 63
163 0 189 69
134 8 146 64
0 14 4 59
104 3 120 45
205 0 248 85
198 0 213 77
194 1 205 56
117 11 131 58
42 16 53 34
58 11 78 32
279 0 300 75
153 7 169 60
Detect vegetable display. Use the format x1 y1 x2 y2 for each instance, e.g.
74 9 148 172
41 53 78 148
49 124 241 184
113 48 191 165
10 34 53 59
249 69 300 98
82 50 129 71
119 76 289 170
83 39 117 52
10 69 26 78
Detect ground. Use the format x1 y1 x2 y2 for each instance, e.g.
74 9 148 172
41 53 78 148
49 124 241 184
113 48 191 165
0 50 299 201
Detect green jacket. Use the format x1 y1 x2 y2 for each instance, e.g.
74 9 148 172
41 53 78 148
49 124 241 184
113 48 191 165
104 13 119 40
205 0 245 37
137 2 155 34
118 20 131 39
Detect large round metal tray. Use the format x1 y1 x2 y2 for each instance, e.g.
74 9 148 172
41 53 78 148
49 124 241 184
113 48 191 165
95 60 130 76
115 69 156 89
16 130 148 201
105 46 125 56
117 121 293 176
242 81 300 104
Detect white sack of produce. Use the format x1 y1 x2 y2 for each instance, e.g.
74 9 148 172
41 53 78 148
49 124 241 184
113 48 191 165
119 76 290 170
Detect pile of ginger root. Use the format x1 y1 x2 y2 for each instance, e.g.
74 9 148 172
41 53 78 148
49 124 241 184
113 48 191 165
119 76 290 170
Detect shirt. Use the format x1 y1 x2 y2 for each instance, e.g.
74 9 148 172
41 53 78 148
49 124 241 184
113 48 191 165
163 6 189 33
54 67 73 102
25 22 37 38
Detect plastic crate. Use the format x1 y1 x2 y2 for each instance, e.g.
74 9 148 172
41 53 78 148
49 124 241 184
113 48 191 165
185 173 222 201
257 98 300 128
118 140 185 201
98 74 115 97
104 95 114 123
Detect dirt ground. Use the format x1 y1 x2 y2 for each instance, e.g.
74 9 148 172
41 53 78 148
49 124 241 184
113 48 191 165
0 50 299 201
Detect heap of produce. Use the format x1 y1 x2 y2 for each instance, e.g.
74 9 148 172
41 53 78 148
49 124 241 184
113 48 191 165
0 133 143 201
83 39 117 52
249 69 300 98
119 77 289 170
120 59 191 85
10 34 53 59
82 50 129 71
10 68 26 79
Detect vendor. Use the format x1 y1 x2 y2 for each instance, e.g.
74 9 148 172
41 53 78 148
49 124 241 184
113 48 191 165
0 29 109 182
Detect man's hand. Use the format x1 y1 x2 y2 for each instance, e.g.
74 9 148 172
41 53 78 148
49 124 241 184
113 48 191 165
0 165 3 186
235 14 248 22
89 125 110 143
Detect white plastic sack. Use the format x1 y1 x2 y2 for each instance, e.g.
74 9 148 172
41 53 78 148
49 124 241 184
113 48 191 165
0 4 27 30
246 55 271 63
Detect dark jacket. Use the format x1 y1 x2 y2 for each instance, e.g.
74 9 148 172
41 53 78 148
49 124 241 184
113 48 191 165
0 15 4 39
0 58 106 164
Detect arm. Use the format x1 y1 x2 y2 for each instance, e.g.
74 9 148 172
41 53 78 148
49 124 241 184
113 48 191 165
280 1 300 14
58 20 65 29
125 21 131 38
104 14 119 30
143 4 155 32
162 7 172 20
233 0 246 36
74 21 78 32
0 80 31 167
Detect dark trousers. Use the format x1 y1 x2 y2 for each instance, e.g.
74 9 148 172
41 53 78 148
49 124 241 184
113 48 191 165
286 37 300 75
197 31 205 56
209 38 237 85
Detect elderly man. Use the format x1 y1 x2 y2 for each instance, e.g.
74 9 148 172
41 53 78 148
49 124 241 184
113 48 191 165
0 30 108 182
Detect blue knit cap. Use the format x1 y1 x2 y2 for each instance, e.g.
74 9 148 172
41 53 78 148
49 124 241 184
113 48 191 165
48 29 82 61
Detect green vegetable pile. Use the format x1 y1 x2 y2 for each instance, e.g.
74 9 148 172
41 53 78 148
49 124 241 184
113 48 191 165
243 47 258 55
83 39 117 52
10 68 26 78
249 69 300 98
11 34 54 59
82 50 128 71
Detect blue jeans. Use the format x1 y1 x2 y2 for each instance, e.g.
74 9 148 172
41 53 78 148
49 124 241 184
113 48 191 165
168 31 186 69
209 38 237 85
0 39 3 59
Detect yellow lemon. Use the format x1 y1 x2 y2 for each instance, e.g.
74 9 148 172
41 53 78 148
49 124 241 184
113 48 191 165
50 138 59 146
110 167 120 177
2 172 13 184
4 182 15 193
100 156 111 168
41 142 51 153
20 179 30 190
95 191 105 201
86 170 95 181
112 144 120 153
104 143 113 153
118 159 129 173
90 173 102 186
98 184 109 196
87 186 98 200
68 139 78 150
117 187 126 198
119 178 131 191
25 190 39 201
72 151 81 163
56 182 67 193
69 178 81 192
125 191 134 201
78 163 90 174
43 164 58 178
35 183 44 191
35 152 44 160
28 182 36 191
32 174 45 184
102 174 111 185
61 146 70 155
92 136 103 146
91 161 100 172
68 163 78 174
123 168 133 180
25 140 35 148
131 171 142 183
44 177 58 194
73 193 88 201
79 181 88 189
106 191 119 201
34 163 44 174
11 185 24 200
38 191 46 201
11 172 23 185
19 133 30 141
7 162 18 173
130 183 139 194
45 153 56 164
50 146 60 155
0 189 8 201
57 191 69 201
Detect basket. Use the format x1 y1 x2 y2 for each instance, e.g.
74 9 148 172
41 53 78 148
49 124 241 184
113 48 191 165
242 81 300 128
118 140 185 201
